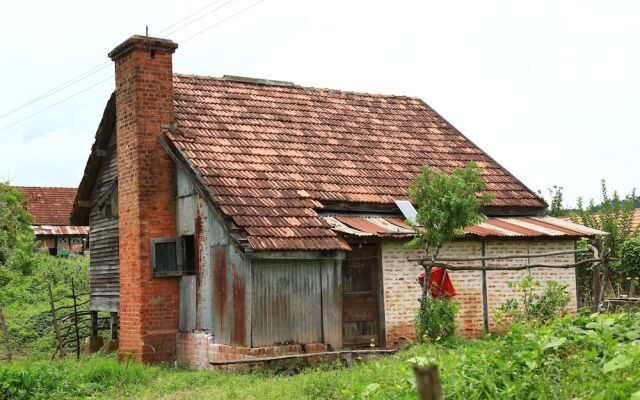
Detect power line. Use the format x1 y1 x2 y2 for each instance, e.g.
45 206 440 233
0 0 267 133
0 0 235 123
161 0 238 38
0 62 110 121
180 0 265 44
154 0 227 37
0 75 113 133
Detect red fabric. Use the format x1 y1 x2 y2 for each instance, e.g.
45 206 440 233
418 268 456 298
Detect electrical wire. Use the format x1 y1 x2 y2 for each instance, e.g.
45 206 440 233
0 75 114 133
0 0 267 133
155 0 234 37
0 62 110 121
180 0 265 44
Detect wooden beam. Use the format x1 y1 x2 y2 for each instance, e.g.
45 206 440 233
410 248 591 263
209 348 397 366
420 258 600 272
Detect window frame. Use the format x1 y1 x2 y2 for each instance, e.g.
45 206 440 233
150 237 183 277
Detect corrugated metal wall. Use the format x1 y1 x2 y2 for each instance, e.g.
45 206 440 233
251 259 324 347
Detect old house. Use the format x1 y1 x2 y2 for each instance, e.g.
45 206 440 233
18 186 89 256
71 35 603 368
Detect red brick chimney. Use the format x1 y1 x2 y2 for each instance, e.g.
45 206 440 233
109 35 179 363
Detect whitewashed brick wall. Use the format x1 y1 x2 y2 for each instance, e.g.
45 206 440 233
380 239 577 346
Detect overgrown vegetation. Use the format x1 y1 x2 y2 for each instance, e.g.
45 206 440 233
415 294 458 341
0 313 638 399
0 182 90 360
496 275 571 327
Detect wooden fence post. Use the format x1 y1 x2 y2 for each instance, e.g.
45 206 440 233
0 303 12 361
48 283 65 359
414 364 442 400
71 279 81 360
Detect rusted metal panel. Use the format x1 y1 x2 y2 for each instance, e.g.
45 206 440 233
179 275 196 332
212 245 229 344
32 226 90 235
323 215 606 239
251 259 323 347
321 258 342 349
230 245 250 347
195 196 212 331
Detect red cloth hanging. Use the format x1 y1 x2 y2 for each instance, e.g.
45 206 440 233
418 267 456 298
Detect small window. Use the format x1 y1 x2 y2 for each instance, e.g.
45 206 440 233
151 237 182 277
100 185 119 219
181 235 196 276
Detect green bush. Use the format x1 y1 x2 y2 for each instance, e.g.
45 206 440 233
497 275 570 326
415 293 458 341
619 238 640 287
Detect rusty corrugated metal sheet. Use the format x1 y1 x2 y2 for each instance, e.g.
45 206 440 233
251 259 323 347
32 225 89 236
322 215 605 238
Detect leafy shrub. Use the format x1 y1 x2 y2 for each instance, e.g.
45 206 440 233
497 275 570 326
619 238 640 288
415 293 458 341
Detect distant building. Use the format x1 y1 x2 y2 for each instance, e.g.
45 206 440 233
18 186 89 256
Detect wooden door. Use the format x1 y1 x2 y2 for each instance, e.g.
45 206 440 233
342 244 380 347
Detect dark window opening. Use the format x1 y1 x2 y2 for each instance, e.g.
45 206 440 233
182 235 196 276
151 237 181 277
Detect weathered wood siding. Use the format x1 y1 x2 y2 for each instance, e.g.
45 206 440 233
89 132 120 312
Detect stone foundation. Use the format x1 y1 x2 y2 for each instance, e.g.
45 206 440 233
176 332 328 370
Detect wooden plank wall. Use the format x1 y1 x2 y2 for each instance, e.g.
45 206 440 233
89 132 120 312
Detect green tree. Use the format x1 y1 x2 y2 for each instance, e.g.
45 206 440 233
0 183 33 266
571 180 638 254
406 162 494 340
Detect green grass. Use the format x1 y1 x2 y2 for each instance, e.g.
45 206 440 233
0 254 89 360
1 312 639 400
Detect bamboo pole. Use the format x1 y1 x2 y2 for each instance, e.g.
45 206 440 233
48 283 65 359
71 279 81 361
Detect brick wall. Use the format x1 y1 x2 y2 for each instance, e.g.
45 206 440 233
380 239 577 346
110 36 180 363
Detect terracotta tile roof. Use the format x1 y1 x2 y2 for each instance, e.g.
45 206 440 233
633 208 640 231
166 75 546 251
18 186 77 226
324 215 605 238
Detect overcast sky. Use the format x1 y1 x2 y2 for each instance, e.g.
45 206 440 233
0 0 637 207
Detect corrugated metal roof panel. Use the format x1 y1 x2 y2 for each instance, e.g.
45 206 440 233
321 215 605 239
32 225 89 236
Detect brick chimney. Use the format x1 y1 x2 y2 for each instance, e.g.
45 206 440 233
109 35 179 363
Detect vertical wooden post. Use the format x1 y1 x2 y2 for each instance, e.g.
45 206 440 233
90 311 99 337
110 312 119 340
71 279 81 360
414 364 442 400
0 303 12 361
481 242 489 332
48 283 65 358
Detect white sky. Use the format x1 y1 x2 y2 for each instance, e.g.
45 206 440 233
0 0 638 208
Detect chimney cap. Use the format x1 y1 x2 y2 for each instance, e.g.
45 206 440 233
108 35 178 61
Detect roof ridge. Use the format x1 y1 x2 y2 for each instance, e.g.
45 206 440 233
17 186 78 190
173 73 420 100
